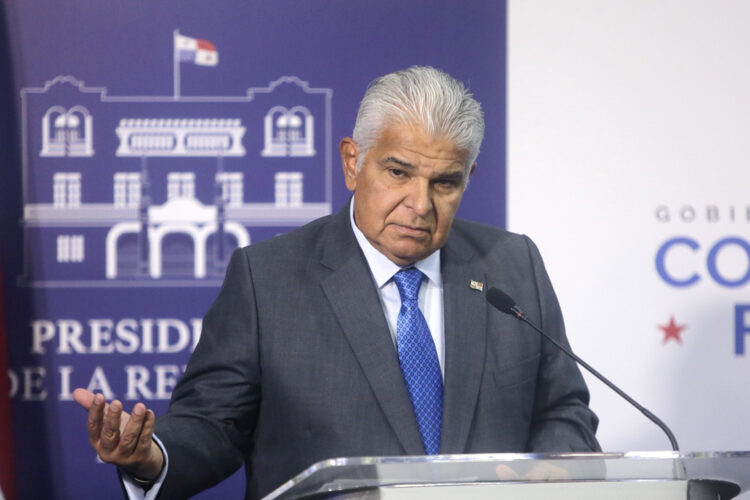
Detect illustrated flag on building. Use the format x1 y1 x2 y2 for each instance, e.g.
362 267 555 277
175 32 218 66
0 265 15 500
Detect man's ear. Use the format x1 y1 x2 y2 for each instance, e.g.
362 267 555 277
339 138 359 191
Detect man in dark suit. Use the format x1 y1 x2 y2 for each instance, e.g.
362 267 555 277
74 66 599 499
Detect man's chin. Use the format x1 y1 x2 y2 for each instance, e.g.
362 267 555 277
385 246 434 266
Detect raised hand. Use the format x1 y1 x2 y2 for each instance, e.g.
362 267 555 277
73 388 164 480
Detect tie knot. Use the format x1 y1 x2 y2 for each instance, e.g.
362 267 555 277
393 267 425 302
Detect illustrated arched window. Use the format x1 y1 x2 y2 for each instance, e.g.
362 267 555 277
66 106 94 156
287 106 314 157
160 232 195 277
41 106 67 156
41 105 94 157
261 106 315 157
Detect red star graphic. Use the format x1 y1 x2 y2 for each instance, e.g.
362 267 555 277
659 315 686 344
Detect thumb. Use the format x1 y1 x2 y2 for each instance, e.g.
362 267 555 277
72 388 96 410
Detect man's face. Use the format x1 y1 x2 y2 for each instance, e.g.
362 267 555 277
340 123 475 266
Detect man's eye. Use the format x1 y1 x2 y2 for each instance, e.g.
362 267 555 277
436 179 459 189
389 168 406 177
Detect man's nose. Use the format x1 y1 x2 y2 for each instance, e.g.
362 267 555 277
405 178 433 216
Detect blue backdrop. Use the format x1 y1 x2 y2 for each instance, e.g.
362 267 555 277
0 1 506 497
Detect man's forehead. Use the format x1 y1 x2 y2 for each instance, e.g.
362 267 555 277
370 123 469 166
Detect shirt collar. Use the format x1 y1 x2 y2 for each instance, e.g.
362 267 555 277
349 198 442 288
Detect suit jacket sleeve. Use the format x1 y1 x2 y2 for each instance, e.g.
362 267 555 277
521 235 601 452
152 248 261 498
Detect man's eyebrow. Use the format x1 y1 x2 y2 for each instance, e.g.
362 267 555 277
380 156 415 169
435 171 466 182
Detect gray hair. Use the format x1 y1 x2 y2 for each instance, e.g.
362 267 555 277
352 66 484 171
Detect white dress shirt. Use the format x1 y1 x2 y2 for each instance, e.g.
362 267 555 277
349 200 445 376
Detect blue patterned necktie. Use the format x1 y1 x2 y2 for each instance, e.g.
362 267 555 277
393 267 443 455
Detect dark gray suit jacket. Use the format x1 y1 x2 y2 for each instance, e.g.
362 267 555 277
153 203 600 499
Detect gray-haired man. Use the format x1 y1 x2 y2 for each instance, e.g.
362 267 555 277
75 66 599 499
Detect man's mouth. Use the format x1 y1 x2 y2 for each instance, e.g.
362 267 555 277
393 223 430 237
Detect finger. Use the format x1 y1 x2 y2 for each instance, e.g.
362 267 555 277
523 462 570 481
86 393 106 446
545 465 569 480
119 403 147 456
133 410 156 463
523 463 548 480
495 464 519 480
99 399 123 453
73 388 95 410
128 411 164 480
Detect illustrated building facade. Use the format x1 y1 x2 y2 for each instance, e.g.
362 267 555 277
21 75 333 286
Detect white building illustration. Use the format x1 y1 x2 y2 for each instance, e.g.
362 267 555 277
20 75 333 287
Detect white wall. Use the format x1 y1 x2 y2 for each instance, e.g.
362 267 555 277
508 0 750 457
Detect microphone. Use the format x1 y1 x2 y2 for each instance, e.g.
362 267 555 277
486 287 680 452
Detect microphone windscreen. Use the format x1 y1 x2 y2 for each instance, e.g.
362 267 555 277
486 287 517 315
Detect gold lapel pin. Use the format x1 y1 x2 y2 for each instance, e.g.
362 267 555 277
469 280 484 291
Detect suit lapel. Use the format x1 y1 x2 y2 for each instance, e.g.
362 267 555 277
440 231 488 453
319 204 425 455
